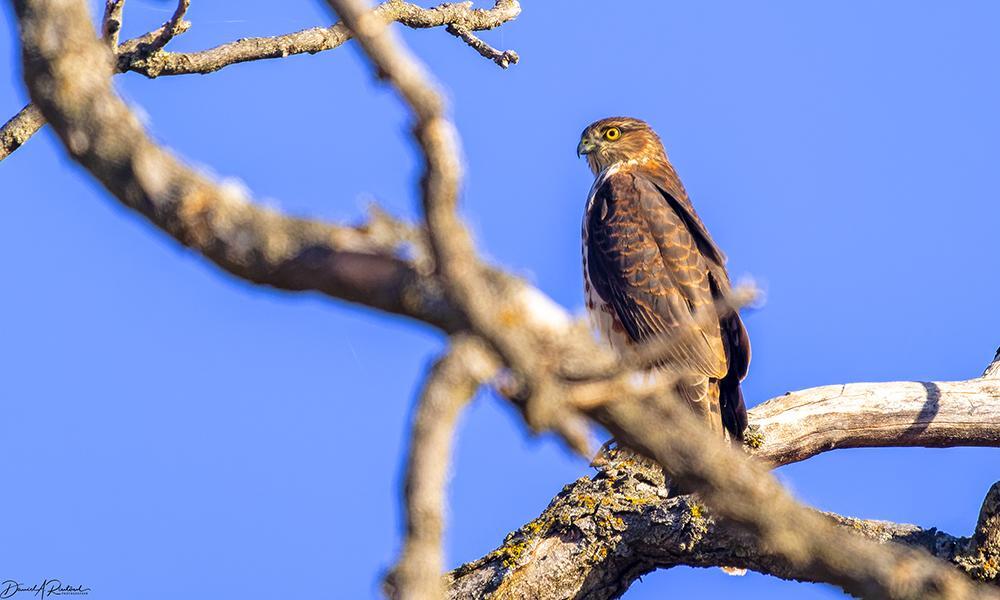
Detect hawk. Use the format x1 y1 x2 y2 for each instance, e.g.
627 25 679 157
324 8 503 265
578 117 750 441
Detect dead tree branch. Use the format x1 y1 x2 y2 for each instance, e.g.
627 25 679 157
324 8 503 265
389 335 499 600
145 0 189 54
100 0 124 48
748 377 1000 466
0 102 43 160
0 0 520 162
448 463 998 599
448 353 1000 597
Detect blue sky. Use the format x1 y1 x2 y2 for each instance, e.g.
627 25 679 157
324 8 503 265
2 1 999 598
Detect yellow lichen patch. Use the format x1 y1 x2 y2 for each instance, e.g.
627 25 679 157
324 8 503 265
494 539 529 571
743 426 765 450
623 495 655 507
522 517 549 537
589 544 609 562
689 502 703 520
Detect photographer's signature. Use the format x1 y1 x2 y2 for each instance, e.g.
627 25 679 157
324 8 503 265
0 580 89 598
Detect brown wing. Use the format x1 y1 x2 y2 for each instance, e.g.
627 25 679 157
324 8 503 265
650 168 752 438
585 170 727 379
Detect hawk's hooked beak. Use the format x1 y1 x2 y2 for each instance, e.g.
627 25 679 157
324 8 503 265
577 138 597 158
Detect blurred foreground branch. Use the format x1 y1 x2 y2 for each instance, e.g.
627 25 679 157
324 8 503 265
389 335 499 600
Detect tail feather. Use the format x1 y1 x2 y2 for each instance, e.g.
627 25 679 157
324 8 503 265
719 370 747 442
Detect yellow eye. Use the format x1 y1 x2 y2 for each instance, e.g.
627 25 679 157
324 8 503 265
604 127 622 141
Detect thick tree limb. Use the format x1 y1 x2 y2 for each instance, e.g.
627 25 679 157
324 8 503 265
449 356 1000 598
749 377 1000 466
0 0 520 163
389 335 499 600
448 460 996 599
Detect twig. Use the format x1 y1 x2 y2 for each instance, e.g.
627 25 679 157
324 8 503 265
101 0 125 49
446 24 518 68
146 0 190 53
389 335 498 600
0 103 43 161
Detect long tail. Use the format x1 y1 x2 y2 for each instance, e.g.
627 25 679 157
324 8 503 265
719 311 750 442
719 369 748 442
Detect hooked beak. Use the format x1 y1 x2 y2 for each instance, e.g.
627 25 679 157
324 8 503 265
577 138 596 158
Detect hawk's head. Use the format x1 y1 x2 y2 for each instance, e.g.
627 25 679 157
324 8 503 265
577 117 668 175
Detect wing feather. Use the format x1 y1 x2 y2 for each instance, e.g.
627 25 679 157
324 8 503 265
585 170 727 378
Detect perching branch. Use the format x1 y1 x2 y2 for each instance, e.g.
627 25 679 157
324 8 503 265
0 0 521 162
748 377 1000 466
388 335 499 600
449 353 1000 598
448 463 998 599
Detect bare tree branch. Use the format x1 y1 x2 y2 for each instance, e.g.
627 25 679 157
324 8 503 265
448 463 997 599
145 0 189 54
748 376 1000 466
1 0 520 163
0 102 43 160
446 25 518 68
388 335 499 600
100 0 124 48
119 0 520 79
449 352 1000 597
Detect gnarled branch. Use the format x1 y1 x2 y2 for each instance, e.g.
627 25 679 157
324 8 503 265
449 357 1000 598
1 0 520 162
448 462 997 599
